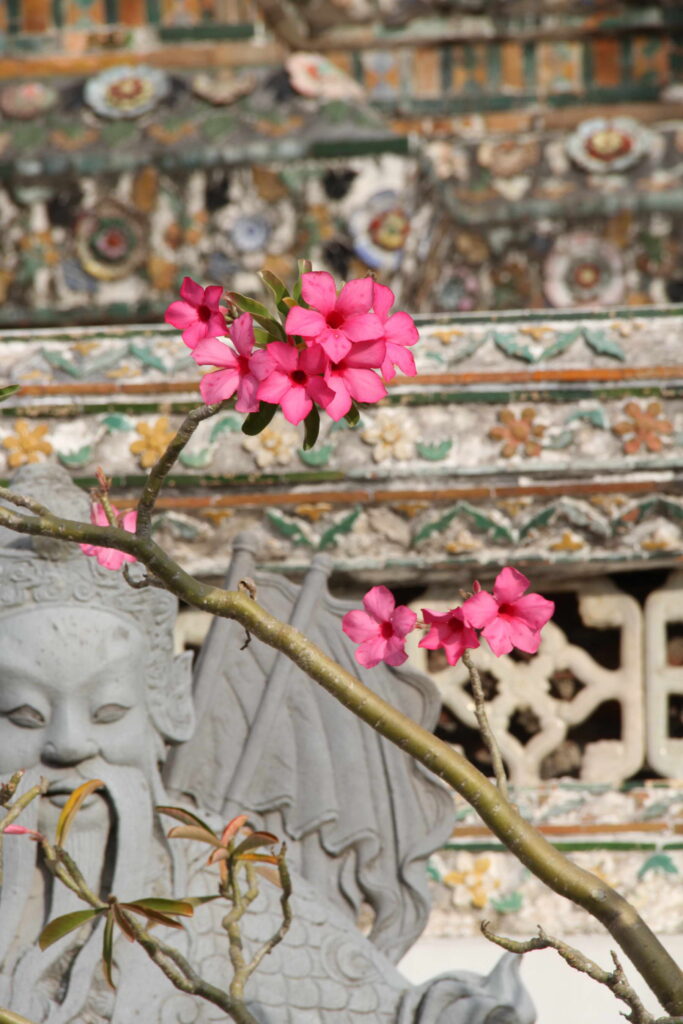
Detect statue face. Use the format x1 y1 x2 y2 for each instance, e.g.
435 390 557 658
0 606 153 822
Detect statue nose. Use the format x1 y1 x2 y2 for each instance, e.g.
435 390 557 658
41 707 98 767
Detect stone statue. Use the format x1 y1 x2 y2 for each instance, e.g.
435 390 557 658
0 465 535 1024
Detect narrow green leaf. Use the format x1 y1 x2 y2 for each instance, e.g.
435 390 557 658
583 328 626 361
182 894 221 907
39 908 103 950
412 507 460 546
233 831 279 858
0 385 20 404
102 912 115 988
227 292 272 320
129 342 166 372
265 510 312 547
167 825 222 846
156 806 216 835
56 780 104 846
302 406 320 450
125 898 194 916
542 328 581 360
491 331 535 363
297 259 312 277
242 402 277 436
120 904 186 930
259 270 290 306
112 903 136 942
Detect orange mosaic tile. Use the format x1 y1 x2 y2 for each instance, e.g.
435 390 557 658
592 37 621 88
64 0 106 27
412 47 441 98
632 34 670 86
537 41 582 95
500 41 525 93
162 0 202 24
21 0 52 32
119 0 147 25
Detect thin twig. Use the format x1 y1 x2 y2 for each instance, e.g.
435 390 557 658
0 780 46 886
135 403 223 540
243 844 292 980
462 649 508 799
481 922 655 1024
0 486 50 517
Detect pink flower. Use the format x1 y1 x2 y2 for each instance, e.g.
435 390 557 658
165 277 227 349
80 503 138 572
324 339 387 421
255 342 334 425
373 282 419 381
342 586 417 668
192 313 264 413
418 607 479 666
3 824 43 840
461 567 555 656
285 272 384 363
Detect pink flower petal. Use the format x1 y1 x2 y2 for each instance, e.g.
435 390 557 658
343 609 381 643
499 615 542 654
249 348 275 381
206 311 228 338
265 341 299 373
300 343 329 376
203 284 224 308
382 637 410 666
336 277 374 317
230 313 255 356
341 312 384 343
165 300 197 330
200 368 240 404
121 509 138 532
192 338 239 368
280 386 312 424
301 271 337 316
235 373 261 413
362 585 396 622
179 276 205 305
306 375 335 409
182 320 210 349
461 590 499 630
340 367 386 405
256 370 291 405
90 502 111 527
285 306 327 339
318 328 352 363
372 282 395 322
480 616 513 657
509 594 555 631
342 338 386 369
323 378 352 421
391 605 417 638
384 311 419 347
493 567 530 605
381 345 416 381
356 635 389 668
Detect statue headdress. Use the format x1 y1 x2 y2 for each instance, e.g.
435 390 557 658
0 464 194 743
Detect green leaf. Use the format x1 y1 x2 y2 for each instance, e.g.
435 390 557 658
566 409 606 429
416 440 452 461
491 331 535 363
39 908 104 950
520 505 556 539
178 448 213 469
232 831 278 858
182 894 222 907
242 402 277 436
58 445 94 468
156 806 217 835
167 824 222 846
583 328 626 361
298 443 333 467
259 270 291 315
413 507 460 546
542 328 581 360
637 853 679 880
319 507 361 550
124 898 194 917
102 912 115 988
56 780 104 846
41 349 83 379
460 501 514 543
102 413 133 431
344 404 360 428
265 510 312 547
0 385 20 404
302 406 320 450
297 259 312 277
210 416 241 442
227 292 286 341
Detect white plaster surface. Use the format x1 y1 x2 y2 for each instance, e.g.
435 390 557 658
399 934 683 1024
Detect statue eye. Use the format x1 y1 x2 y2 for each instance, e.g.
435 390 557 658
5 705 46 728
92 704 129 724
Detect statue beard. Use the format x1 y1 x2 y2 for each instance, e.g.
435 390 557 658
0 754 173 1024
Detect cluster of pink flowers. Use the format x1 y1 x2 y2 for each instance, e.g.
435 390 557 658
342 568 555 669
165 271 418 425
